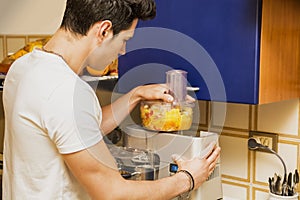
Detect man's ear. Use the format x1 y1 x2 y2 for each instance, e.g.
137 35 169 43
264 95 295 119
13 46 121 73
96 20 113 41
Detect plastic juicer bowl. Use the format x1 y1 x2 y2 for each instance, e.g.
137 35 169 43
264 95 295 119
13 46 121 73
140 100 194 132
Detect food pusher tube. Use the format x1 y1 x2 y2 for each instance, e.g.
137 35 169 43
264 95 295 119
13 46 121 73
166 70 187 103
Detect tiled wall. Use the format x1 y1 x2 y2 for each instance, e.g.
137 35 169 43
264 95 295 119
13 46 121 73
206 99 300 200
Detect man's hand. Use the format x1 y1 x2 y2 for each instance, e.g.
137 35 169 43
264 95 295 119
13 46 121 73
172 144 221 190
131 84 174 103
132 83 195 103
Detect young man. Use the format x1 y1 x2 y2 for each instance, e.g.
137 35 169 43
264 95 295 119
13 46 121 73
3 0 220 199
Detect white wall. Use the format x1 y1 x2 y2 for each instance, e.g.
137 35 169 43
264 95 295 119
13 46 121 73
0 0 66 34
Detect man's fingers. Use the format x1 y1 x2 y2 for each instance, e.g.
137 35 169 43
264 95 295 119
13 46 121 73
200 142 217 159
206 146 221 163
171 154 184 163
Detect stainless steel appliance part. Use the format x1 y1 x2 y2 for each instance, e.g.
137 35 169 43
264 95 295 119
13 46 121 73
108 144 160 181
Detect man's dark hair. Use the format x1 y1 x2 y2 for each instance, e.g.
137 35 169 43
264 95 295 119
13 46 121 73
60 0 156 36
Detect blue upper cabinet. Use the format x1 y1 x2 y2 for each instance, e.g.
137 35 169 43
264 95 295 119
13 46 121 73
117 0 300 104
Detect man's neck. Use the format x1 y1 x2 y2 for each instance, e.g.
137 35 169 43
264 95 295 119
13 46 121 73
43 29 93 74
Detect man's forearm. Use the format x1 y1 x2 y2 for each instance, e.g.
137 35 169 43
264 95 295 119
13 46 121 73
64 140 191 200
100 86 141 134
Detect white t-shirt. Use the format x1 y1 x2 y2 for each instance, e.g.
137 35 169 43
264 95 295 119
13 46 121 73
2 49 103 199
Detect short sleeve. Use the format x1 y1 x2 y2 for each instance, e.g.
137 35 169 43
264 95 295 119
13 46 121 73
43 77 102 154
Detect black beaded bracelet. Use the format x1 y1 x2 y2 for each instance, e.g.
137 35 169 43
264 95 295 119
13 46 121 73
177 170 195 191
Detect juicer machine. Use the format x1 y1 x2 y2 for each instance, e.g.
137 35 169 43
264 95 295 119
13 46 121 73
123 125 223 200
119 70 222 199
